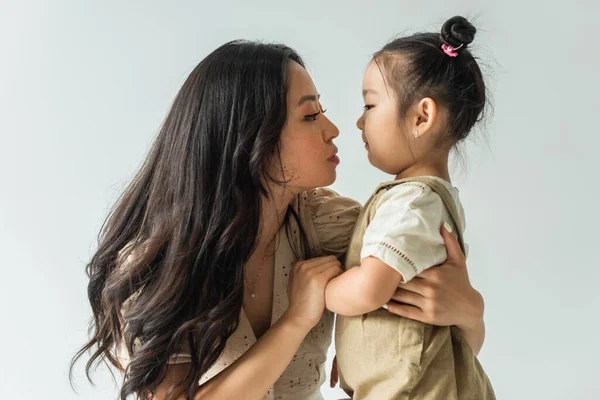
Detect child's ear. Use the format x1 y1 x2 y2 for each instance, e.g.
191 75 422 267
413 97 437 138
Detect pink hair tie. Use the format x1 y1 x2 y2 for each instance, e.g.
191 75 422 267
441 43 464 57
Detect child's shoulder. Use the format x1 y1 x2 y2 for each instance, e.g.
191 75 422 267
372 176 461 213
373 179 435 208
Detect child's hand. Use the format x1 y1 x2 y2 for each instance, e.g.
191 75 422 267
330 355 339 388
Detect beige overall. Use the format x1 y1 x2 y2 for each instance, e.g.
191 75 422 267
335 177 496 400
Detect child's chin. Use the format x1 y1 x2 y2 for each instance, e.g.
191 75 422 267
366 153 378 168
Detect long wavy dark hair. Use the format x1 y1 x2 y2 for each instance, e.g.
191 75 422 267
71 40 312 399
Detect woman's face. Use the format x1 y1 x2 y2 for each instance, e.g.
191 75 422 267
276 61 340 193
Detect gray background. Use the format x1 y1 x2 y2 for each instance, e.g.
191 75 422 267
1 0 598 399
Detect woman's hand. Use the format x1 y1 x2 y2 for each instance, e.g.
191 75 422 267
284 256 344 332
384 224 486 353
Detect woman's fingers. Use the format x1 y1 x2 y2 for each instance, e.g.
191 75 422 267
300 257 342 278
393 278 432 297
384 302 426 323
318 262 343 281
390 288 425 307
440 223 466 265
295 255 338 271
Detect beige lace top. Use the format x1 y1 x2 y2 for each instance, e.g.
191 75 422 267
117 188 361 400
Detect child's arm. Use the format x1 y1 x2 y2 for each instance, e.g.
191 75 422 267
325 257 403 316
326 183 455 316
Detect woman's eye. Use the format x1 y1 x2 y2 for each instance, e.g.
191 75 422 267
304 112 320 121
363 105 374 111
304 106 327 121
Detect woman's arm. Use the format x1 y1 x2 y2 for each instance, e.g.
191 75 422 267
384 225 486 354
151 256 343 400
153 315 310 400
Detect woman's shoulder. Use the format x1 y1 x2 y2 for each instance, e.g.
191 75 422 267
294 187 362 257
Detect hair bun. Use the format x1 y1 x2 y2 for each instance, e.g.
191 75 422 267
441 16 476 49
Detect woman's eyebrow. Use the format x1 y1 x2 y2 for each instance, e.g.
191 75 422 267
297 94 321 107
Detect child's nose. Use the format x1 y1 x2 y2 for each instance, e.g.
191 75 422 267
356 113 365 131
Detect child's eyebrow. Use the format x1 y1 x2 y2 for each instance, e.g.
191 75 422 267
362 89 378 97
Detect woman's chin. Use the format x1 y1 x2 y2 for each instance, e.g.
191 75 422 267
308 173 337 190
322 169 337 187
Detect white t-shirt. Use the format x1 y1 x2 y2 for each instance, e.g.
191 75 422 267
360 176 468 283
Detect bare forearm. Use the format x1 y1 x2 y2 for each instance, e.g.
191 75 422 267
457 287 486 356
194 314 309 399
458 317 485 356
325 268 382 316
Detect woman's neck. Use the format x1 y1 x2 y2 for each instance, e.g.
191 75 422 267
256 184 296 250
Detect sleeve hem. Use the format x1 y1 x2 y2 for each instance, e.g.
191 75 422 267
361 242 420 283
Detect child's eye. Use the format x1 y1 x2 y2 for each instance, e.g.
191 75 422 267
363 105 374 111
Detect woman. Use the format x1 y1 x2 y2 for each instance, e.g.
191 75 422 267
72 41 486 400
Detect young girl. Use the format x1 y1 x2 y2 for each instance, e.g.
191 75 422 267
325 16 496 399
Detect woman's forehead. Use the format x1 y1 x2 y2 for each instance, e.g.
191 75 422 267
287 61 318 104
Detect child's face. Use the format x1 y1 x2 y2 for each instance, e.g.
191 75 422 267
357 61 414 175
